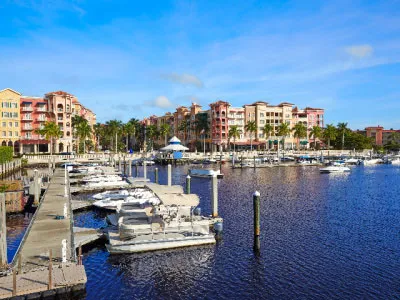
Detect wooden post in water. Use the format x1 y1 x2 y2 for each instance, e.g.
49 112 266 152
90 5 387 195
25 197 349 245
12 268 17 296
155 168 159 184
48 249 53 290
253 191 261 251
186 175 191 194
33 169 40 206
18 253 22 274
241 156 243 169
118 159 122 173
211 174 218 217
128 160 132 177
78 244 82 265
0 193 7 268
167 164 172 186
143 161 147 179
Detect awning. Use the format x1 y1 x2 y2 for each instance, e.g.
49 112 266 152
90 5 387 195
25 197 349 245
160 144 189 151
231 141 266 146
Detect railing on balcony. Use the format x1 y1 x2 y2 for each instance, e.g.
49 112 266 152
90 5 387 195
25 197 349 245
23 126 33 130
57 108 63 112
37 107 46 112
22 107 33 112
22 116 33 121
36 118 47 122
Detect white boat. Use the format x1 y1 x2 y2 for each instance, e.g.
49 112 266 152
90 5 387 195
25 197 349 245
390 155 400 165
92 190 130 200
360 158 382 165
93 195 160 210
189 169 223 178
320 165 351 173
85 181 128 188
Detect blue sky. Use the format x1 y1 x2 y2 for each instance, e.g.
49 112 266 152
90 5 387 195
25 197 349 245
1 0 399 129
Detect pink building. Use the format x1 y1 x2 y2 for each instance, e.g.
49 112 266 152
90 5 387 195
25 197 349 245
19 96 49 153
210 100 230 151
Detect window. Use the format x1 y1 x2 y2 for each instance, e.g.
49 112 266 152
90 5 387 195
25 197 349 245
260 113 264 117
15 131 18 137
15 122 18 127
260 120 265 124
9 122 12 127
9 131 12 137
2 131 5 137
2 122 5 127
13 112 18 118
259 133 263 138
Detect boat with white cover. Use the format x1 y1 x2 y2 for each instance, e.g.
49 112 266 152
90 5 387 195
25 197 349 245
320 165 351 173
189 169 223 178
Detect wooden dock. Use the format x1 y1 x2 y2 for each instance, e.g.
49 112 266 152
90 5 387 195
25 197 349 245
0 168 87 299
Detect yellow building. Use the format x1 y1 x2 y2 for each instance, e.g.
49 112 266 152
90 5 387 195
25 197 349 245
0 88 21 152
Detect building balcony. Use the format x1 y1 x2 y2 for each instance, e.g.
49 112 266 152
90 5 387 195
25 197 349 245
22 116 33 121
36 118 47 122
37 107 46 112
23 126 33 130
57 108 63 112
22 107 33 112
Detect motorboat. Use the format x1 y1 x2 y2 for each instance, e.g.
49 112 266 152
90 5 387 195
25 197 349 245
85 180 129 188
92 189 130 200
189 169 223 178
93 195 160 210
360 158 382 165
320 165 351 173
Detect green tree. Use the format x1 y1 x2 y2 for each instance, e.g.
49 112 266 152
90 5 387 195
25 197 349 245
106 119 122 153
309 126 323 149
228 125 241 153
146 124 158 150
277 122 291 150
323 124 337 150
35 121 62 155
76 121 92 154
245 120 257 151
72 115 86 153
159 123 171 146
337 122 349 150
262 124 273 150
0 146 13 164
292 123 308 149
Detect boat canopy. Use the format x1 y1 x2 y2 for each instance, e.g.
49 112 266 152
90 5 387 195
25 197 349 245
157 193 200 206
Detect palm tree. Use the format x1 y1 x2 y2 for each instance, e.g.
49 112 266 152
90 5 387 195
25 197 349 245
159 123 171 146
309 126 323 149
245 121 257 151
323 124 337 149
337 122 348 150
292 123 308 149
76 121 92 153
262 124 273 150
228 125 241 154
146 124 158 150
72 115 86 153
106 119 122 153
389 131 400 143
128 118 140 150
178 119 189 144
35 121 62 155
93 123 103 150
277 122 291 150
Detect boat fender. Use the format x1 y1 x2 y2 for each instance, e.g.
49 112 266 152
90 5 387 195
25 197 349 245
193 207 201 216
214 222 223 233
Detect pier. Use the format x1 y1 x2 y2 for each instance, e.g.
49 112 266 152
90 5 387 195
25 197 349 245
0 168 86 299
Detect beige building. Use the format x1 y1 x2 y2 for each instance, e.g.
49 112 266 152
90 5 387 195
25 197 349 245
0 88 21 152
243 101 294 148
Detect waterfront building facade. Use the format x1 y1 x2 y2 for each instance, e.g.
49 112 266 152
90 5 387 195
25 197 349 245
19 96 49 153
0 88 21 153
363 126 400 146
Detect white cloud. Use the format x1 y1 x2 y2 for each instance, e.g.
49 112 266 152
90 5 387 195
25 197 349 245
161 73 204 88
153 96 173 108
345 44 373 58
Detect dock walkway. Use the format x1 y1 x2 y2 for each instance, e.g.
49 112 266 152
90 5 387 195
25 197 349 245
0 168 87 299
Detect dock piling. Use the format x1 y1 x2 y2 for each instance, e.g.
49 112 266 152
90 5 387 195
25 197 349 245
48 249 53 290
62 239 67 263
155 168 159 184
34 169 40 206
78 244 82 265
186 175 191 194
128 160 132 177
253 191 261 251
0 193 6 267
18 253 22 274
13 268 17 296
211 174 218 217
167 164 172 186
143 161 147 179
118 160 122 172
254 156 256 169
